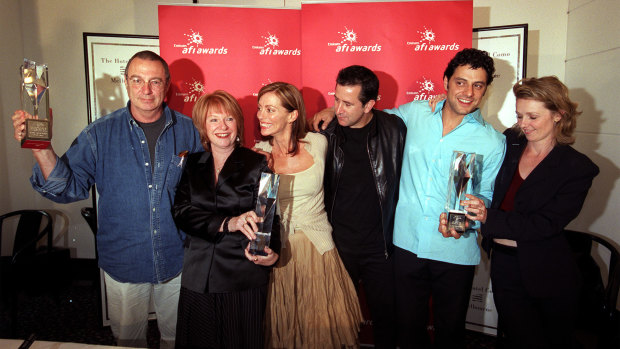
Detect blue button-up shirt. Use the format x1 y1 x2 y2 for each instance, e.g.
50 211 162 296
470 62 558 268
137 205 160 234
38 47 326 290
31 103 203 283
384 100 505 265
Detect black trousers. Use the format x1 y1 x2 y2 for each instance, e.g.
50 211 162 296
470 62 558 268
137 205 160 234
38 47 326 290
336 244 397 349
394 247 475 349
491 246 578 349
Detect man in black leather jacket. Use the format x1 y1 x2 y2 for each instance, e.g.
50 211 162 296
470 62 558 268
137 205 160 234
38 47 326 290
321 65 406 348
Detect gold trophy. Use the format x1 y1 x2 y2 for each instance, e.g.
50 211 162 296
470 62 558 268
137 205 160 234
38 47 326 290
20 59 51 149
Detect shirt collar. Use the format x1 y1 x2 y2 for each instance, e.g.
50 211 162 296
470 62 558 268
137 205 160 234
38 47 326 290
125 101 174 126
435 100 488 127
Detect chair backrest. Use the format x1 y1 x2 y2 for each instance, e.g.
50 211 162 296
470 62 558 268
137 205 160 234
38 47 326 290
80 207 97 236
0 210 53 264
564 229 620 325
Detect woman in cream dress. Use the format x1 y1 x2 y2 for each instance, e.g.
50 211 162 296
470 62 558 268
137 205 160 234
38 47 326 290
254 82 362 348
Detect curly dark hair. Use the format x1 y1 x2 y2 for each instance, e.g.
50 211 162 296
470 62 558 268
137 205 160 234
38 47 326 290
443 48 495 85
336 65 379 106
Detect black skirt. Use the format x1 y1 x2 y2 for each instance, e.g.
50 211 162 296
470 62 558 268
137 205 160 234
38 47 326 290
175 285 268 349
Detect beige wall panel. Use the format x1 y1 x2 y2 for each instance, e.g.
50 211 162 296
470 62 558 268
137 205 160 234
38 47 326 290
569 133 620 249
566 50 620 135
566 0 620 60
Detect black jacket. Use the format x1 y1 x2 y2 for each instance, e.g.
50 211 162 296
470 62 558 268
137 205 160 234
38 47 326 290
323 109 407 257
172 147 280 293
482 128 599 297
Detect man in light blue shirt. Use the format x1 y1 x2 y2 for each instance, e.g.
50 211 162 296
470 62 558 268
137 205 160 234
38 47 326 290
384 48 505 348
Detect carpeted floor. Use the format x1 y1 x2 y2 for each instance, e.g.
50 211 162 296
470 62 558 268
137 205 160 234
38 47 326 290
0 264 497 348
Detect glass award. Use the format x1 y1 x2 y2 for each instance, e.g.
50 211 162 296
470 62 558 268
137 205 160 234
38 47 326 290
249 172 280 256
20 58 51 149
445 151 477 233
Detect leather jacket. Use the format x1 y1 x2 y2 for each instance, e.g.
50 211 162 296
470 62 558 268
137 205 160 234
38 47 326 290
323 109 407 257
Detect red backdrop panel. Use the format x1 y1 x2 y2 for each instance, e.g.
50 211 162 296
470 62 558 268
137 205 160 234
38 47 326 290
301 1 472 117
158 1 472 345
158 5 301 145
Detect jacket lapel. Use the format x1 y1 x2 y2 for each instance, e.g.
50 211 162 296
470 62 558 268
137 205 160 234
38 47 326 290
195 152 217 190
493 135 526 208
216 147 245 190
519 145 565 190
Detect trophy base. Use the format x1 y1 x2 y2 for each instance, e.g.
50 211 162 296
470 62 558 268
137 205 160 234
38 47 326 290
249 232 271 256
21 138 51 149
447 210 467 234
21 119 50 149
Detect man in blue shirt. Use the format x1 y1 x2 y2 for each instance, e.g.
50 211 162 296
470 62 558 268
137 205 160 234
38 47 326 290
383 48 505 349
11 51 202 348
313 48 505 348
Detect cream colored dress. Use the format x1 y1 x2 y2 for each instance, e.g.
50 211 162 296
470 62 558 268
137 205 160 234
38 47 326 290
256 132 362 348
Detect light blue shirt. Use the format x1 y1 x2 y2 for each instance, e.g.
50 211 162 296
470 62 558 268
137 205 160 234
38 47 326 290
384 100 505 265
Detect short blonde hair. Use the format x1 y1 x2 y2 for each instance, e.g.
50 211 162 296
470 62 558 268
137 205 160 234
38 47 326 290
513 76 580 145
192 90 244 151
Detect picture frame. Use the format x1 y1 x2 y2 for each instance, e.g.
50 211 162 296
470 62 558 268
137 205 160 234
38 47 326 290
83 32 159 123
473 24 528 132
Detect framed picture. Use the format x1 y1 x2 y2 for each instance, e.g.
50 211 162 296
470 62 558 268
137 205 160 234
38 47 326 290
82 33 159 326
473 24 528 132
83 33 159 123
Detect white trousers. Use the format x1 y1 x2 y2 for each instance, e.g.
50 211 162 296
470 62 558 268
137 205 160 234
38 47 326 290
104 272 181 349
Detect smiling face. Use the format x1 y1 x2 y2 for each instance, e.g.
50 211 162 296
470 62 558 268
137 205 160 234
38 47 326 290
204 106 238 152
257 92 297 138
516 98 560 145
334 84 374 128
442 64 488 119
124 58 170 121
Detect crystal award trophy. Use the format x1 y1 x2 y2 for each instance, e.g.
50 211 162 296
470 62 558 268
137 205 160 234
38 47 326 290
20 58 51 149
249 172 280 256
445 151 477 233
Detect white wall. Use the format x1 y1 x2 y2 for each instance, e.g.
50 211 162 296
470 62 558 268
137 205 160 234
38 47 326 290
473 0 569 79
566 0 620 309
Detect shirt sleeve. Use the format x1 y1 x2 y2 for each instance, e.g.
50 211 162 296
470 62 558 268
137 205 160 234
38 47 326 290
30 129 96 203
383 100 433 124
383 104 408 121
479 137 507 206
468 134 506 232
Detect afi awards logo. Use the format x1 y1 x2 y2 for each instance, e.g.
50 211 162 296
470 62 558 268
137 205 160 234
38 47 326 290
173 29 228 55
175 78 206 103
252 32 301 55
406 77 441 101
406 26 460 51
327 27 382 53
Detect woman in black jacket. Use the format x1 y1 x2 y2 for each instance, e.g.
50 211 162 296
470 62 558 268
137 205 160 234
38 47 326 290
172 90 280 349
440 76 599 349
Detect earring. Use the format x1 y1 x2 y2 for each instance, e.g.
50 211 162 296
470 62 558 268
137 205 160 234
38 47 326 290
236 136 240 142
